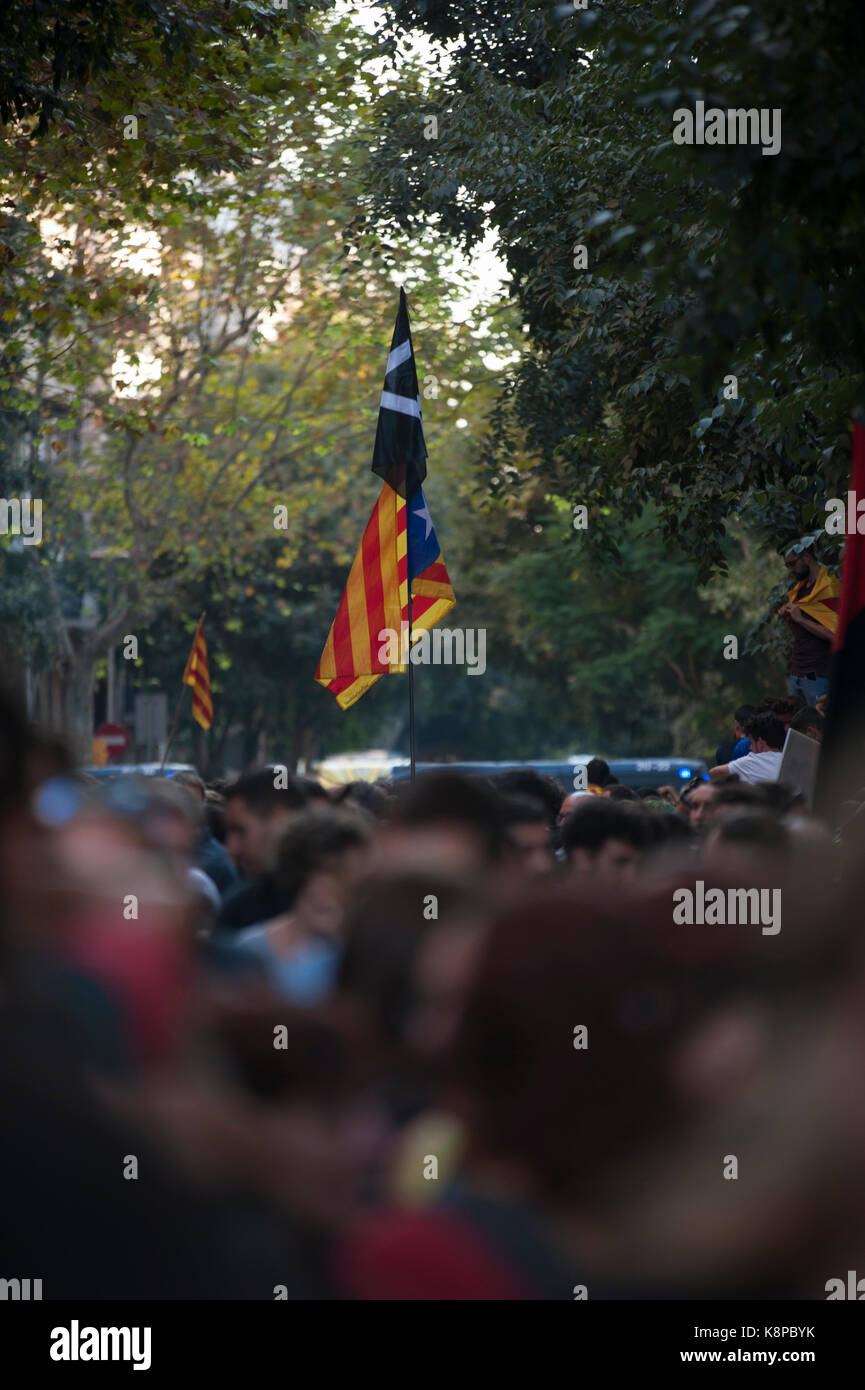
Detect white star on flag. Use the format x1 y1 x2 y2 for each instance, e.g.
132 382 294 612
413 503 433 540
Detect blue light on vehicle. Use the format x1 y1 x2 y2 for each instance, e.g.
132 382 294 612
677 766 692 779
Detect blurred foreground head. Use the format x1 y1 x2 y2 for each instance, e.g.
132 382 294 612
444 876 865 1291
210 995 392 1232
338 868 490 1069
382 772 508 876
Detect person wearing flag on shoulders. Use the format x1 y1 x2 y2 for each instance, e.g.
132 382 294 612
777 538 840 707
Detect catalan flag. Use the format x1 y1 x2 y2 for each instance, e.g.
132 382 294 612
182 615 213 730
315 292 456 710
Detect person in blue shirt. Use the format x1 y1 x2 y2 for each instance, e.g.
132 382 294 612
221 805 372 1004
714 702 757 768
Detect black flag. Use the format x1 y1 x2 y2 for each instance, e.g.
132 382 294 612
370 288 427 501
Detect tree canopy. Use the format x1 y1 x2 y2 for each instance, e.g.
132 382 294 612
360 0 864 575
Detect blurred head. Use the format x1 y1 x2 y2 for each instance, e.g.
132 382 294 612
772 696 807 729
446 890 770 1206
338 870 487 1057
493 769 563 827
383 772 507 875
560 799 650 881
789 708 825 743
223 768 310 875
500 795 555 877
213 997 391 1232
329 781 392 819
784 546 814 583
559 790 596 820
605 784 640 803
743 713 786 753
689 777 749 828
586 758 612 789
703 812 792 878
171 770 206 803
272 806 372 942
705 783 763 822
733 704 758 740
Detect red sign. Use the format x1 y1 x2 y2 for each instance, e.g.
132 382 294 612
94 722 130 760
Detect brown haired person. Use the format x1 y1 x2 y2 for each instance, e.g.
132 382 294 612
218 769 312 930
222 807 371 1004
710 713 786 785
778 542 840 707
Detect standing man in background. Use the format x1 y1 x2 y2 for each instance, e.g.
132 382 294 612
778 542 840 707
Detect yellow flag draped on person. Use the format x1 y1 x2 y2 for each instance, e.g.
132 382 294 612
789 564 841 634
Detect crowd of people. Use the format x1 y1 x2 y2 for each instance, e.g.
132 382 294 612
2 682 865 1301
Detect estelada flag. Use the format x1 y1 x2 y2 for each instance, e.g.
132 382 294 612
315 292 456 709
815 419 865 815
182 616 213 730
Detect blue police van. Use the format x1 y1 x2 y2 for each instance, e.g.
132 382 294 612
384 757 707 790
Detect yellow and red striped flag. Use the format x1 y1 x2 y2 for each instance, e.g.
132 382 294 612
182 616 213 730
315 290 456 710
315 482 456 710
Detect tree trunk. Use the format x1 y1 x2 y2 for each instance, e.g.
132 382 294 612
61 652 97 765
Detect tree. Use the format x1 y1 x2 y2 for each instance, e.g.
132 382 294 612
359 0 865 576
1 9 516 758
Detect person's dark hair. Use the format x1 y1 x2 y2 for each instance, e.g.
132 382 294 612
212 994 374 1104
203 789 226 842
171 770 205 798
652 812 694 846
636 786 661 799
447 891 769 1202
272 806 371 904
587 758 611 787
606 783 640 802
734 703 759 727
493 769 563 826
499 794 548 829
297 776 328 802
710 783 763 812
790 708 825 736
390 771 507 861
743 712 786 751
330 781 392 818
772 696 807 725
224 767 309 816
757 696 781 712
749 781 804 816
678 775 706 805
712 812 791 856
560 799 651 858
338 870 486 1048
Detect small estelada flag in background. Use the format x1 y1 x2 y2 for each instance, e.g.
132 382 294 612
182 615 213 730
815 417 865 816
315 290 456 710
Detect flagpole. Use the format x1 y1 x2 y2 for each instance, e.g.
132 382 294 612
159 684 188 773
160 611 205 773
408 583 416 783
